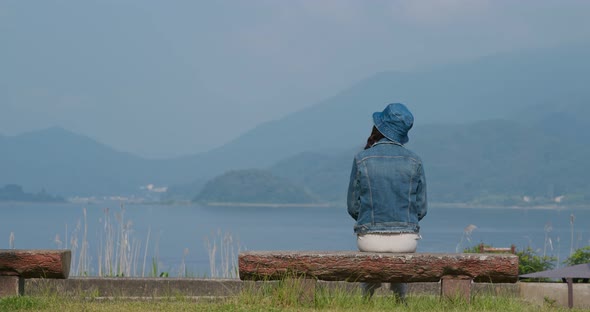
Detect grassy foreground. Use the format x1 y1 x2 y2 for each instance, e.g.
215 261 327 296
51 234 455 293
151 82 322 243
0 294 580 312
0 281 582 312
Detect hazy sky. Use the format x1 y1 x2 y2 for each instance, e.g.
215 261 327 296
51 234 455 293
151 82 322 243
2 1 590 158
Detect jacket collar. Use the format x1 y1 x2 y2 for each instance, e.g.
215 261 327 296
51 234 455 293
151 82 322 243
372 138 403 147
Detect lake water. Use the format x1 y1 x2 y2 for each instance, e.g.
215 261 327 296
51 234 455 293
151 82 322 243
1 202 588 277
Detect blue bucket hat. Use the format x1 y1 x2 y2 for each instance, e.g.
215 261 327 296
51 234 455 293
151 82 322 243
372 103 414 144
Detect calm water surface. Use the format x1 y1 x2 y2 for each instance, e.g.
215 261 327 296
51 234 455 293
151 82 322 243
1 202 588 276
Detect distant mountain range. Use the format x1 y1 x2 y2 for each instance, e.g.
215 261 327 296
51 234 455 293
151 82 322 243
167 42 590 177
0 127 198 196
1 43 589 204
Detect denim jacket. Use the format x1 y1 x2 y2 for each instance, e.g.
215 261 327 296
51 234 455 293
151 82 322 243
347 138 427 234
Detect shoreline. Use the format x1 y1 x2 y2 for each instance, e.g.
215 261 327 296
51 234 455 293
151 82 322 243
429 202 585 210
202 202 334 208
198 201 586 210
1 200 586 210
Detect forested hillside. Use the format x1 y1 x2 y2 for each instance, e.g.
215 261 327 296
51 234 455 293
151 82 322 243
193 169 318 204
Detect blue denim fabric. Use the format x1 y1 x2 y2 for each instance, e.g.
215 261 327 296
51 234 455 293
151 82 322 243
373 103 413 145
347 138 427 234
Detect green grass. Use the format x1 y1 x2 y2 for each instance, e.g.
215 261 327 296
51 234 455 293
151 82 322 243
0 296 45 311
1 280 584 312
0 294 580 312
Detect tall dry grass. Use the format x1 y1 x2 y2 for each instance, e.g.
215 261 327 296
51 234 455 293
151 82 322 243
8 231 14 249
59 205 147 277
455 224 477 253
53 205 241 278
205 229 241 278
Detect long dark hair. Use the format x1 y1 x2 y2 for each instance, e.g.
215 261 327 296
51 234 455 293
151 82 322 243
364 126 385 150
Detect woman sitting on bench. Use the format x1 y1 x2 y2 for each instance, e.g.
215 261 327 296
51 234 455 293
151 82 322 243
347 103 428 301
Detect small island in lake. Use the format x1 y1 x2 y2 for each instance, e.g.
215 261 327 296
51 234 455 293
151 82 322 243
0 184 66 203
193 169 320 206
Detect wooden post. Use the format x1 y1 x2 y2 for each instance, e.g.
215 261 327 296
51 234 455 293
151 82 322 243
0 276 23 297
566 278 573 309
441 275 472 303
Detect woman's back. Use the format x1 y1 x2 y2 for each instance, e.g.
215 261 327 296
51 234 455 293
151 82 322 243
348 138 427 234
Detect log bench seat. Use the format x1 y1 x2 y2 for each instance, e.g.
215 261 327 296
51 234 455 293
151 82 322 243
0 249 71 297
239 251 519 302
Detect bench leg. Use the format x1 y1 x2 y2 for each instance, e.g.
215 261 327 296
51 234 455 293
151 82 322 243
441 275 472 303
285 277 316 305
0 276 23 297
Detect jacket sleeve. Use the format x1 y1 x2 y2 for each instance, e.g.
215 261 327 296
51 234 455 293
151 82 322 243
416 163 428 221
347 158 360 220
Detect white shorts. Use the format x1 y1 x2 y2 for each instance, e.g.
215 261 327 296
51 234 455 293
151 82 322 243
357 233 421 253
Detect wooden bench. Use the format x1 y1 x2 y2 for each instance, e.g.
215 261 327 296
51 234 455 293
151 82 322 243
239 251 519 302
0 249 71 297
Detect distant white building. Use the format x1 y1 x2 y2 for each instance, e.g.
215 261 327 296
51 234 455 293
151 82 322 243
142 184 168 193
554 195 565 203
